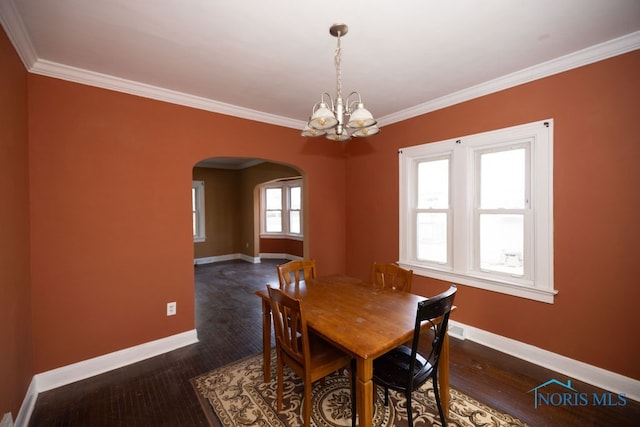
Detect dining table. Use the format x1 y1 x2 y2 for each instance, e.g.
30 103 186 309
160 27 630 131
255 274 453 427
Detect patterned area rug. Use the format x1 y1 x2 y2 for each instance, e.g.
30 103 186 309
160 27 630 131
192 351 529 427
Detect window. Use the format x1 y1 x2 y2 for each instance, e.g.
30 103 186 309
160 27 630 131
399 120 555 303
261 179 303 237
192 180 205 242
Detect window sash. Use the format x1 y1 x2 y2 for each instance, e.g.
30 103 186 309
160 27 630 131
399 120 555 303
261 179 303 237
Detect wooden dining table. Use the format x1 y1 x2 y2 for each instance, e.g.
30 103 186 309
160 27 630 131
255 275 453 427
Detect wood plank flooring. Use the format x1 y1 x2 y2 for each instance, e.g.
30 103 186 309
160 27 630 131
28 259 640 426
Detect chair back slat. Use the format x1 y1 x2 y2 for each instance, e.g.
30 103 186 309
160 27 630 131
408 286 457 387
277 259 317 288
268 286 308 366
370 262 413 292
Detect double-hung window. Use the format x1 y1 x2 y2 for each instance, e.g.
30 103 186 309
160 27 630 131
399 120 556 303
261 179 303 237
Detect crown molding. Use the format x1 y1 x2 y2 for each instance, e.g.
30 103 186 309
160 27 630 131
29 59 307 130
2 0 638 131
0 0 37 68
377 31 640 127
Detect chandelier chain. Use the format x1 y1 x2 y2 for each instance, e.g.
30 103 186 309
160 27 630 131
335 32 342 99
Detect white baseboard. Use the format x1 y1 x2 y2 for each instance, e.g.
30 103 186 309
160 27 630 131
449 320 640 402
260 253 301 261
33 329 198 393
1 412 14 427
16 329 197 426
14 379 35 427
194 253 300 266
194 253 260 265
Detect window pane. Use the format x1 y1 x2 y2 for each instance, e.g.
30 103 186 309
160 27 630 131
265 188 282 210
417 159 449 209
193 213 197 237
290 186 301 210
479 214 523 275
416 212 447 263
192 188 196 210
266 211 282 232
290 211 300 234
480 148 526 209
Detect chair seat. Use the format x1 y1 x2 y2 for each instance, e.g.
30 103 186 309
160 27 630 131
373 345 434 391
308 333 353 373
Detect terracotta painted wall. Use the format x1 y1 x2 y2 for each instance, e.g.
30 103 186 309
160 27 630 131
0 27 32 417
345 50 640 380
28 75 348 373
259 238 304 257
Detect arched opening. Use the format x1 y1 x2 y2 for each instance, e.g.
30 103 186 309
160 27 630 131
191 156 306 264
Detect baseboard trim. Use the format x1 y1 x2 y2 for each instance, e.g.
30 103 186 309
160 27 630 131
34 329 198 393
194 253 260 265
16 329 197 426
260 252 301 261
14 378 36 427
449 320 640 402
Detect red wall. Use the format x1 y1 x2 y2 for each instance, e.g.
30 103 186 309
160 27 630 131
27 75 349 372
4 23 639 413
0 28 32 416
345 50 640 380
260 238 304 257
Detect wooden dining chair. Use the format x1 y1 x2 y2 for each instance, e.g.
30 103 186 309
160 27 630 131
370 261 414 292
373 285 457 427
277 259 317 287
267 285 356 427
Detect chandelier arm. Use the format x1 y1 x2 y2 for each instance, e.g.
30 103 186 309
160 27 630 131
321 92 334 110
345 91 363 114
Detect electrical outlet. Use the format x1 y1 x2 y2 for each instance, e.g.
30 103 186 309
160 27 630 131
166 302 177 316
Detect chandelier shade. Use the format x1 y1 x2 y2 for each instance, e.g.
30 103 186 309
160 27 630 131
309 101 338 130
302 24 379 142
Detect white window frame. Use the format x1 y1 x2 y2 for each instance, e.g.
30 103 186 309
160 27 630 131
260 178 303 239
399 120 556 303
192 180 206 243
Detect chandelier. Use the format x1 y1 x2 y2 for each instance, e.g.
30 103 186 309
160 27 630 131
301 24 379 142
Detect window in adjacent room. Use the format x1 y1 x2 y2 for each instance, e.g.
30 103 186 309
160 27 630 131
261 178 303 237
399 120 556 303
192 180 206 242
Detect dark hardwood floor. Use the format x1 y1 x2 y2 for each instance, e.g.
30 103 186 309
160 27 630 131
29 259 639 426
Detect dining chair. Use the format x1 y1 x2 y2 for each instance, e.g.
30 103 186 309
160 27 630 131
370 261 414 292
277 259 317 287
373 285 457 427
267 285 356 427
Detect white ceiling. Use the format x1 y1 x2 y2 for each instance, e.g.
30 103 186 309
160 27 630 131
1 0 639 131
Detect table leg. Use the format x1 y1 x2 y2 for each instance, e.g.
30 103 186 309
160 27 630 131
261 299 272 382
356 358 374 427
439 332 450 418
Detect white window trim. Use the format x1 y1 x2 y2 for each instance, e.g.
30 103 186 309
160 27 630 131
192 180 206 243
260 178 303 239
399 119 556 303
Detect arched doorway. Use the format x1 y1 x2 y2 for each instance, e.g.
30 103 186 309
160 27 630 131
191 157 306 264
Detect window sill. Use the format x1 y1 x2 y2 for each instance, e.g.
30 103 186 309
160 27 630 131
194 236 206 243
399 262 557 304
